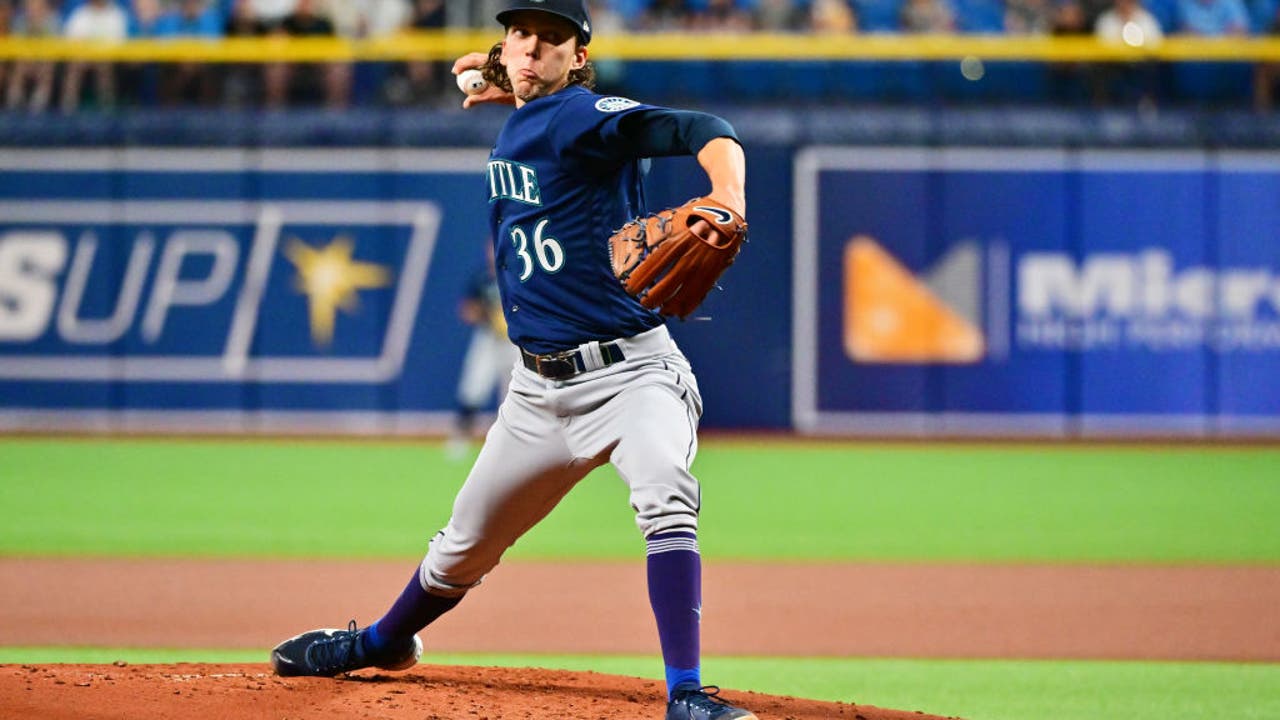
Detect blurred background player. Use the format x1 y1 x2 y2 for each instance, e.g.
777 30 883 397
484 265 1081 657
447 243 517 461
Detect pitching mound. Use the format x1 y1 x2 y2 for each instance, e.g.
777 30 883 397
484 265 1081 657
2 663 960 720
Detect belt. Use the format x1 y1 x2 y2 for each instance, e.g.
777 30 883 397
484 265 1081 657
520 341 626 381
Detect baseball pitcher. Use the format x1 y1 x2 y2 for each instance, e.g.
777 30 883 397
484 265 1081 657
270 2 752 718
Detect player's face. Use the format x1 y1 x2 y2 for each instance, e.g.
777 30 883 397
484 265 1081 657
500 11 588 106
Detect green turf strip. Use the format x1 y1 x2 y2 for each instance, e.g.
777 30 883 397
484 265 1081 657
1 649 1276 720
2 438 1279 562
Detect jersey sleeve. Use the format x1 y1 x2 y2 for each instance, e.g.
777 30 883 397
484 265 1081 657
616 107 740 159
549 93 739 169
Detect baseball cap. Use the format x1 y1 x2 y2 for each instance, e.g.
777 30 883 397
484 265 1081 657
496 0 592 45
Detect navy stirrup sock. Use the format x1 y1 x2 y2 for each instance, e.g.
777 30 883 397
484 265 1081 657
646 530 702 698
364 569 461 654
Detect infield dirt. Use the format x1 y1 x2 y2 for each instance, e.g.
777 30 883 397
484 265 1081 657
2 558 1278 719
2 663 957 720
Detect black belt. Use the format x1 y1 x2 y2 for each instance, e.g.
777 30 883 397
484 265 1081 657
520 342 625 380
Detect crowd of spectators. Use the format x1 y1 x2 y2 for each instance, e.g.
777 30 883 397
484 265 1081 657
0 0 1277 112
2 0 450 111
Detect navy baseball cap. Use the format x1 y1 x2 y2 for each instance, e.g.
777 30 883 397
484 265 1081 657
496 0 592 45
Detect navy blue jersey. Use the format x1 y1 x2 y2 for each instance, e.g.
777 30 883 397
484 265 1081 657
486 86 671 354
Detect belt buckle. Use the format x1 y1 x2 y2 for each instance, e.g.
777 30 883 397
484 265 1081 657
536 350 578 380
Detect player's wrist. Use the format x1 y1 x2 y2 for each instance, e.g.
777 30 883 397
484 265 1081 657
708 188 746 217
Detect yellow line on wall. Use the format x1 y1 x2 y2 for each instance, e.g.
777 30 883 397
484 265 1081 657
0 32 1276 63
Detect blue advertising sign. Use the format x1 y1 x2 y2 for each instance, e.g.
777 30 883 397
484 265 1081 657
0 149 490 433
5 146 1278 437
1214 157 1280 431
794 147 1280 437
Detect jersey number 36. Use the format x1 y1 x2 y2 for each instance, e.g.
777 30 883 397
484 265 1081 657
510 218 564 281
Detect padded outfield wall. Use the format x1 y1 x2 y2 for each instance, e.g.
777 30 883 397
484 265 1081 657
0 115 1278 437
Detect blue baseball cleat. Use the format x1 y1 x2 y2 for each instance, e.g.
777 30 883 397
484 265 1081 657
665 683 758 720
270 620 421 677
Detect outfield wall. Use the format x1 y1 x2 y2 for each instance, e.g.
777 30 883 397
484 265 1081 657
0 144 1277 437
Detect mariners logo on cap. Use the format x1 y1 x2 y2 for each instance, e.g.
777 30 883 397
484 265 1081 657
595 97 638 113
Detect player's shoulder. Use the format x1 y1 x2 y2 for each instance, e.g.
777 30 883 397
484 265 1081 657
555 86 651 116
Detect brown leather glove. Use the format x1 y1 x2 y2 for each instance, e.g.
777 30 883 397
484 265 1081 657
608 196 748 318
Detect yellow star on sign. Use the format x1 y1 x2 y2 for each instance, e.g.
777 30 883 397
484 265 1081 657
283 235 392 347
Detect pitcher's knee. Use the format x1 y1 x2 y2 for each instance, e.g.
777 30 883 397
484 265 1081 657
419 526 499 597
637 507 699 538
630 479 700 538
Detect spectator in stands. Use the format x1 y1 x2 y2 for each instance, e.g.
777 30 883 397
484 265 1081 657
223 0 265 106
1045 0 1097 101
453 0 505 27
585 0 627 89
251 0 296 30
385 0 442 105
1253 0 1279 111
0 2 10 100
130 0 164 35
6 0 60 113
902 0 956 31
690 0 755 30
1093 0 1164 105
1083 0 1120 27
810 0 860 30
61 0 130 113
153 0 224 105
264 0 347 108
755 0 812 30
1051 0 1088 30
1174 0 1249 105
1175 0 1249 33
1096 0 1164 42
1051 0 1114 31
325 0 408 106
326 0 409 38
1006 0 1056 32
120 0 164 106
641 0 694 30
156 0 225 36
410 0 444 28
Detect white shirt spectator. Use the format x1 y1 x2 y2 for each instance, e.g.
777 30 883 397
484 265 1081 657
251 0 299 23
64 0 128 40
325 0 410 37
1096 0 1164 45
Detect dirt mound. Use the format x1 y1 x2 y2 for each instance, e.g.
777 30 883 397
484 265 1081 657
1 663 960 720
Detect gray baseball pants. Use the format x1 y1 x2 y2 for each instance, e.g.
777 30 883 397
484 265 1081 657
418 324 703 597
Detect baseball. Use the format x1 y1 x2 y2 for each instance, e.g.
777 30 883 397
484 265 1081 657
456 68 489 96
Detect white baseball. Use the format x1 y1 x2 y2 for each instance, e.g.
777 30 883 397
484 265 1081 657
456 68 489 96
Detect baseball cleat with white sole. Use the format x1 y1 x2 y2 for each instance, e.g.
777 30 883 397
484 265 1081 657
270 620 422 677
665 683 758 720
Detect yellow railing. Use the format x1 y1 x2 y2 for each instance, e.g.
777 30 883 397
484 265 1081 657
0 32 1276 63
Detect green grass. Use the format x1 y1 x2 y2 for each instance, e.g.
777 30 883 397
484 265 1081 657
3 437 1278 719
2 648 1276 720
2 438 1279 562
